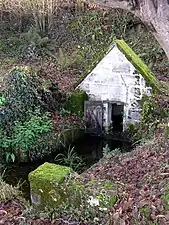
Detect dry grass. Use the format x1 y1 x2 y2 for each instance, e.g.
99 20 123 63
0 0 74 33
0 170 22 203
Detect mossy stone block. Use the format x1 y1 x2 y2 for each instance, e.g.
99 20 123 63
69 91 88 116
28 162 72 209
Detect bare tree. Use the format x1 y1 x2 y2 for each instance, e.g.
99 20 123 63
91 0 169 59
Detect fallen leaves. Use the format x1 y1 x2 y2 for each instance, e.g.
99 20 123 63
52 112 84 132
81 134 169 224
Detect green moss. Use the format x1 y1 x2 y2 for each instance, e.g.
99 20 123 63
29 162 72 183
115 39 161 92
28 163 73 208
68 91 88 116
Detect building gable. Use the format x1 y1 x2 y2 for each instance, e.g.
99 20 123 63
116 40 161 91
76 39 161 92
80 45 135 85
76 39 161 131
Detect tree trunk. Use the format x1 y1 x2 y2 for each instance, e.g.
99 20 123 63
153 23 169 59
91 0 169 59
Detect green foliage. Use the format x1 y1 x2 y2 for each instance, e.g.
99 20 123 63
126 123 141 143
2 66 41 128
1 66 63 130
0 65 67 163
64 10 113 72
161 192 169 211
0 25 55 59
0 32 26 58
54 146 84 171
12 112 52 152
56 48 76 70
0 130 16 163
102 144 111 157
0 65 81 164
138 46 164 66
96 188 118 210
140 205 151 221
64 9 139 74
141 95 169 134
0 111 53 163
130 95 169 143
141 96 158 125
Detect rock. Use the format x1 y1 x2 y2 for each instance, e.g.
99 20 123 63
28 162 73 209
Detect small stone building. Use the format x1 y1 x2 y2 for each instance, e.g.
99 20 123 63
77 39 160 133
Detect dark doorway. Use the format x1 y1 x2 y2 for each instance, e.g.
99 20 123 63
111 104 124 132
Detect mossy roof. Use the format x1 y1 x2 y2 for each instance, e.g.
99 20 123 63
75 39 161 92
115 39 161 92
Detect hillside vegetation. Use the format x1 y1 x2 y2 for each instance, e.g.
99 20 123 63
0 1 169 224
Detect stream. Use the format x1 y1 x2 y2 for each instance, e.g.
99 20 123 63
3 134 131 201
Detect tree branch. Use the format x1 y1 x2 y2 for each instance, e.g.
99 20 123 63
90 0 130 11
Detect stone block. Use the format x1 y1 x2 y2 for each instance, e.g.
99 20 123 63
28 162 73 209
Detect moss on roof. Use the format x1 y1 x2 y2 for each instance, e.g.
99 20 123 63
115 39 161 92
75 39 161 92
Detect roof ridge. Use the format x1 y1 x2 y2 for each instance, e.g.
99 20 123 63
115 39 161 92
74 39 161 92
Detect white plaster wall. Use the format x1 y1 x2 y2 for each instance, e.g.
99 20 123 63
78 45 151 128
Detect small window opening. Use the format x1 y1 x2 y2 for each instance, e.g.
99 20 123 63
111 103 124 132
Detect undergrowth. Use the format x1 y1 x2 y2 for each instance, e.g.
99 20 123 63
0 170 22 203
54 146 84 171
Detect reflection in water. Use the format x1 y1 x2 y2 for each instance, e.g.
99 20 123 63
3 134 129 200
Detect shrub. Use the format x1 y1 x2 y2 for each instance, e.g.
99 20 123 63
0 112 53 163
0 66 64 163
0 66 64 131
102 145 121 159
12 112 53 160
1 66 42 129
